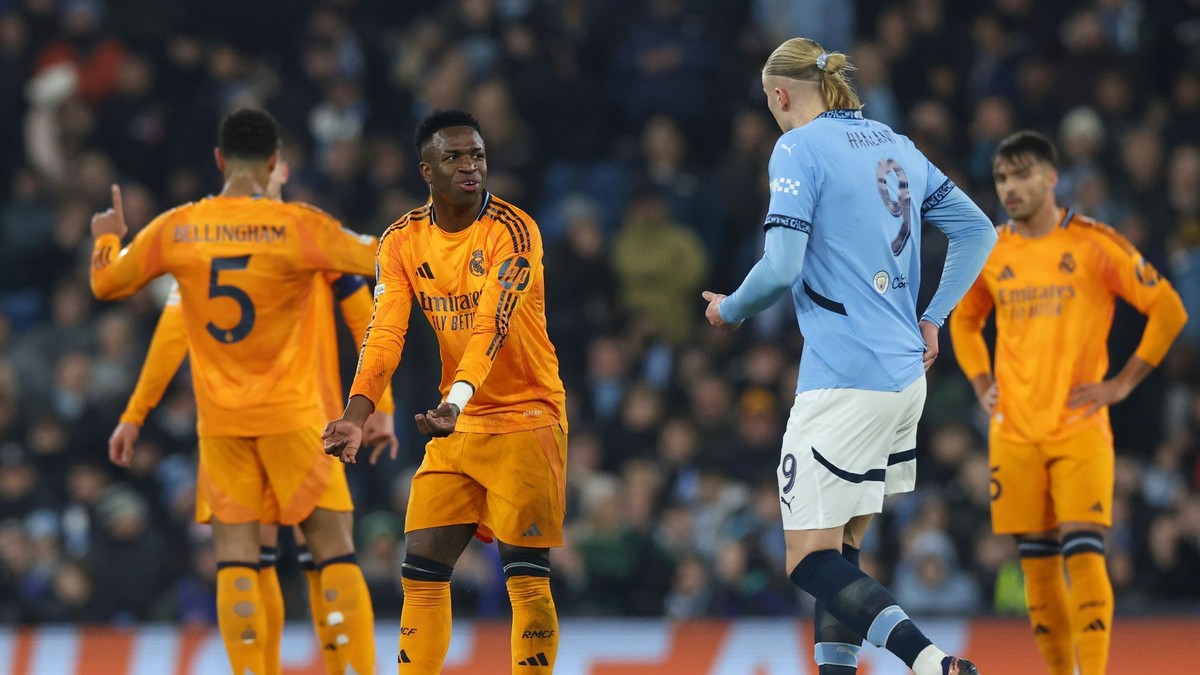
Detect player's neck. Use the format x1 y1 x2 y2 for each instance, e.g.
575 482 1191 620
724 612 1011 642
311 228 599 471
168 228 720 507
787 99 829 130
430 195 484 233
1013 203 1062 239
220 168 270 198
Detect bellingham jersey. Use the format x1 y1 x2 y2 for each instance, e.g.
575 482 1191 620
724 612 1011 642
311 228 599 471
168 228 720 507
91 196 378 437
350 192 568 434
768 110 957 392
950 210 1188 443
118 274 394 428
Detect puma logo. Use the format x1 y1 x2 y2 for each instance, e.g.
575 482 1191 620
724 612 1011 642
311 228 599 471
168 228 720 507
779 143 796 156
780 495 795 512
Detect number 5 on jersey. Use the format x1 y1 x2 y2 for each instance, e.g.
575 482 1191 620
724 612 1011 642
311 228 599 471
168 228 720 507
207 255 255 343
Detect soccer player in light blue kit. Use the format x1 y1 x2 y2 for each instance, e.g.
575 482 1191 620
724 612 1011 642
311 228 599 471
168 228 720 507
703 39 997 675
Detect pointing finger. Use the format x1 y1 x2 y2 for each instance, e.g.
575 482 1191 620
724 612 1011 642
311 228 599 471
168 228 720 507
111 184 124 219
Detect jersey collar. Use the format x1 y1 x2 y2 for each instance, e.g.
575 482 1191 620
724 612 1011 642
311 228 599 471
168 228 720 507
1005 208 1073 234
428 190 493 226
817 109 864 120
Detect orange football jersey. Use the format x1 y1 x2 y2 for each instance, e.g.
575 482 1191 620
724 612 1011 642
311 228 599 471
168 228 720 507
92 196 377 437
120 275 393 427
351 193 567 434
950 209 1187 443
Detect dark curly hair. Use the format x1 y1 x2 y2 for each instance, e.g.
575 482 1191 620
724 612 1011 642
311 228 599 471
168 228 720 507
218 108 280 161
413 109 482 154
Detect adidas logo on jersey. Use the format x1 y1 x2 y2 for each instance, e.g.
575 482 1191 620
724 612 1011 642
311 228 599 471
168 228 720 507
416 262 435 279
517 652 550 666
1089 501 1104 513
1033 623 1050 635
998 265 1015 280
1083 619 1107 632
399 649 412 663
521 523 543 537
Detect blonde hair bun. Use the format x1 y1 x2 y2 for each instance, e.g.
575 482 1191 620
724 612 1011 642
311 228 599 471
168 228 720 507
822 52 848 75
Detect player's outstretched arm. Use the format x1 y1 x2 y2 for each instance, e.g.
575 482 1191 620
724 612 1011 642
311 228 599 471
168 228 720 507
705 226 808 329
333 275 399 462
345 228 413 438
91 184 168 300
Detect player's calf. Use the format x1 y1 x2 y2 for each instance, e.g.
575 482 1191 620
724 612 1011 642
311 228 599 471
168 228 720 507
789 548 978 675
216 561 270 675
259 546 284 675
502 549 558 673
1062 528 1112 675
814 545 863 675
317 553 376 674
398 554 454 672
1015 536 1073 675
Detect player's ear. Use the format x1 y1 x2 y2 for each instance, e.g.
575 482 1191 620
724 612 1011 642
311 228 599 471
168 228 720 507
214 148 225 173
776 87 789 110
418 161 433 185
1046 165 1059 189
266 150 279 173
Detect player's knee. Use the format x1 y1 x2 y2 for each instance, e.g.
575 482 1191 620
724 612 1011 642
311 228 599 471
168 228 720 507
501 550 550 579
1061 529 1105 558
401 554 454 582
1016 536 1061 559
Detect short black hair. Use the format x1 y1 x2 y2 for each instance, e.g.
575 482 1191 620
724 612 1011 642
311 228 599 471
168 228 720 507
413 109 482 154
218 108 280 161
994 130 1057 167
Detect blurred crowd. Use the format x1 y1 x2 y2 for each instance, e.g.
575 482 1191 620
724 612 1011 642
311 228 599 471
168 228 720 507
1 0 1199 625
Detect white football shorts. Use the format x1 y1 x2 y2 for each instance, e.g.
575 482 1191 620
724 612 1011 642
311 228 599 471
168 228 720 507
777 376 926 530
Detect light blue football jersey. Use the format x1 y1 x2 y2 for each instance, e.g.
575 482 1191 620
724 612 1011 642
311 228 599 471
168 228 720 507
763 109 960 393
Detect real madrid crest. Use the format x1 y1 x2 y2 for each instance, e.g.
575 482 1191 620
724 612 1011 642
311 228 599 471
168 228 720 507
469 249 485 276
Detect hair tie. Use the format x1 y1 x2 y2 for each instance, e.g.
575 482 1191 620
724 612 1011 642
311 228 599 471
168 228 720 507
816 53 829 72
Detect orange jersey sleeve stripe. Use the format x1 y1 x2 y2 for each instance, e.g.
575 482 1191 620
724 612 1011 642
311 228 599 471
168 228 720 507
350 194 566 434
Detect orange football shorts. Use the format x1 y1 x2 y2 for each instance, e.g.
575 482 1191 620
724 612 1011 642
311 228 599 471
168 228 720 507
197 424 352 525
405 425 567 548
989 421 1114 535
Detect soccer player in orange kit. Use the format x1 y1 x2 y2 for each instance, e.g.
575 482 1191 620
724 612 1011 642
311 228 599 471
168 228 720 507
950 131 1188 675
90 109 380 674
322 109 568 674
105 155 397 675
